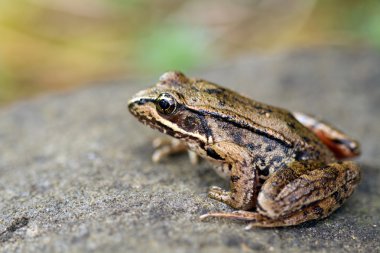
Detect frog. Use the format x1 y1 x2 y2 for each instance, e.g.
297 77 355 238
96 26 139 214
128 71 361 228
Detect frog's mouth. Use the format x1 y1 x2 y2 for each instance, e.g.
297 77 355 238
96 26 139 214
128 98 164 131
128 98 207 146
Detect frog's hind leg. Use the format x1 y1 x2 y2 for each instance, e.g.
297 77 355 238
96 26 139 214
200 191 344 229
201 161 360 228
250 160 361 227
292 112 360 159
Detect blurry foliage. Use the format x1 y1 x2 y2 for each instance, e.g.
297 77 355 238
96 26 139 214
135 25 212 72
306 0 380 47
0 0 379 106
348 2 380 47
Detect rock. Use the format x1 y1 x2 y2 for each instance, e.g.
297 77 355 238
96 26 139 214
0 47 379 253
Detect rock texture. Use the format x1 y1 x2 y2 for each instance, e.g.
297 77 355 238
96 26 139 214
0 47 379 253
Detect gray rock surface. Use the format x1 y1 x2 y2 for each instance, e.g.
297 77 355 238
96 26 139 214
0 47 379 253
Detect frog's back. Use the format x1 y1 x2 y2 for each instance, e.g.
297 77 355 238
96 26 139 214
182 79 335 162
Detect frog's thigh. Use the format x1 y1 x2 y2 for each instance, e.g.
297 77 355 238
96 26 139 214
255 160 360 225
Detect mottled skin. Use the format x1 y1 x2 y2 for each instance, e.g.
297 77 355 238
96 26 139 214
128 71 361 228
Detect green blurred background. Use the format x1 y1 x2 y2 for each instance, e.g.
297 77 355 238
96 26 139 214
0 0 379 106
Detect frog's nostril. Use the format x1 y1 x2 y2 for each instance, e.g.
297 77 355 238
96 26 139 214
127 98 136 108
128 98 145 108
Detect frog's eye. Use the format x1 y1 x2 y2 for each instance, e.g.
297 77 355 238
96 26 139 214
155 93 177 115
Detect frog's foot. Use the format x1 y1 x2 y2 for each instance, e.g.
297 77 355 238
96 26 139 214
152 137 199 164
292 112 360 159
207 186 231 203
200 210 263 221
199 208 335 229
200 211 274 230
207 184 256 211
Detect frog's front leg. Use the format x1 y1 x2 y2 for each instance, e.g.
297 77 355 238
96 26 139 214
152 137 199 164
206 142 259 210
203 160 360 228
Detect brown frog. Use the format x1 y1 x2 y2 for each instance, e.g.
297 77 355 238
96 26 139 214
128 71 361 228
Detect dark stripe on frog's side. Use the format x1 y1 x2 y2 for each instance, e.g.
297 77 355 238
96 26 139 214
130 98 292 166
186 108 293 148
130 97 292 148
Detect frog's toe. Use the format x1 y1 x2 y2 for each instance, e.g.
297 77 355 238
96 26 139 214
188 151 200 165
200 210 262 221
208 186 229 201
152 147 170 162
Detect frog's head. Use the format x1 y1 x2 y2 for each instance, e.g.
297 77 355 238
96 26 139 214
128 71 210 145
